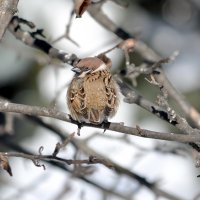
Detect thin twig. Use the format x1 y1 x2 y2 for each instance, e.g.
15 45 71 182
52 10 79 46
0 151 112 169
0 137 128 199
115 76 200 136
53 132 75 156
0 131 183 200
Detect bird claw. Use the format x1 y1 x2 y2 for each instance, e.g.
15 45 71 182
102 120 111 133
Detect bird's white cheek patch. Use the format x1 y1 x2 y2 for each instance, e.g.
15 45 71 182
78 70 91 78
92 63 107 73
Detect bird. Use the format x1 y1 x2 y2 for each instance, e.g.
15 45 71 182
67 56 119 124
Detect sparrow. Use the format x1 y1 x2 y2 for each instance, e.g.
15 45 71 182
67 56 119 124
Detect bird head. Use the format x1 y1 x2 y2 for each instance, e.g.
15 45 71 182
72 57 109 77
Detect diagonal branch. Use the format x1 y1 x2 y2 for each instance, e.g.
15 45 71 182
88 2 200 129
8 16 78 65
115 76 200 137
0 0 18 40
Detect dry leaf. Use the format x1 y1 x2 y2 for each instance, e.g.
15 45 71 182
0 154 13 176
74 0 91 18
117 38 136 52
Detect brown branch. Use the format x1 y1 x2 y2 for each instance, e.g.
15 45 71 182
120 51 178 85
153 68 200 129
88 2 200 129
52 132 75 156
0 118 184 200
5 8 199 131
0 0 18 40
6 15 200 132
0 101 200 143
52 10 79 46
115 76 200 136
0 151 111 168
0 138 127 199
0 6 194 200
8 16 78 65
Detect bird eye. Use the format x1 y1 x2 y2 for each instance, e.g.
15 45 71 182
83 67 89 71
83 67 92 73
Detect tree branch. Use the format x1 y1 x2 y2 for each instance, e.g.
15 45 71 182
0 101 200 143
7 14 200 130
88 2 200 129
0 136 127 199
8 16 78 65
0 0 18 40
0 152 112 168
0 119 184 200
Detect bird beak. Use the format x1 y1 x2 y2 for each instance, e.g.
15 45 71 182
71 67 81 73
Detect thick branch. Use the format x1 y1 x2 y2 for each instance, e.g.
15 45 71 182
0 101 200 143
0 0 18 40
0 119 183 200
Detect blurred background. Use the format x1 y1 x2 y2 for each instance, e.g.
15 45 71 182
0 0 200 199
